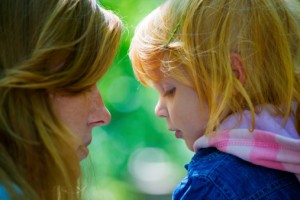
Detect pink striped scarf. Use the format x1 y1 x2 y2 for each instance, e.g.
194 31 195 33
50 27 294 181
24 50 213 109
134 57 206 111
193 106 300 181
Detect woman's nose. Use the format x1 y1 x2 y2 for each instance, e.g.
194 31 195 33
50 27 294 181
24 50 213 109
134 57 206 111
154 99 168 118
88 85 111 126
99 106 111 126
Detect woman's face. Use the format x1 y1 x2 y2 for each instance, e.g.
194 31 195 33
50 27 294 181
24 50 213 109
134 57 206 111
50 84 111 160
153 77 209 151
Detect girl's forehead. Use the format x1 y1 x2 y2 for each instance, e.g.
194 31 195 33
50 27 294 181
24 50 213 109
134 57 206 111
151 78 173 93
152 77 179 87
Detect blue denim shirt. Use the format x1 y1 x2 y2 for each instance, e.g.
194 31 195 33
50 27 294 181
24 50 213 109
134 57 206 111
173 147 300 200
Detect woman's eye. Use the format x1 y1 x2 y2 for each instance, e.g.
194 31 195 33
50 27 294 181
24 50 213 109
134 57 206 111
164 87 176 97
84 84 97 93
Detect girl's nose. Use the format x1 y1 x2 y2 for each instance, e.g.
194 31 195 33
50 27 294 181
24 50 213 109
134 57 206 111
154 99 168 118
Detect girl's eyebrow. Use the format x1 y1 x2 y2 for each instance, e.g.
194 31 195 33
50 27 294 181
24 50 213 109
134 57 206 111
160 80 171 88
153 82 164 92
162 78 176 87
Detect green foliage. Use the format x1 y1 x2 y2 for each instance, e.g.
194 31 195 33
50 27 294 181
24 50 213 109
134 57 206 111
81 1 192 200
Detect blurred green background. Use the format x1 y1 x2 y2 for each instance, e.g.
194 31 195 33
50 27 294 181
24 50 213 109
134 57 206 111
81 0 193 200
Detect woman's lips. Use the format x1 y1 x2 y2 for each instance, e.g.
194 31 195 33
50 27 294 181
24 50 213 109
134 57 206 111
88 121 105 127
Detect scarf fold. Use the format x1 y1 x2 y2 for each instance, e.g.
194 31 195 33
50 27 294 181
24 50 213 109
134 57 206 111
193 106 300 181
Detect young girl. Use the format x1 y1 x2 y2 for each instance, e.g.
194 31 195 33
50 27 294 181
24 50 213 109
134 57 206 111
0 0 122 199
130 0 300 199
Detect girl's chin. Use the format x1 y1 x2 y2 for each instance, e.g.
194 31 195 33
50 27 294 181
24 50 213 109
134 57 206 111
184 140 195 152
187 145 195 152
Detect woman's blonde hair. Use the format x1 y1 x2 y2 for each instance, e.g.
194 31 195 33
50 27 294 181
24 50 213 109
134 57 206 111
0 0 122 199
130 0 300 135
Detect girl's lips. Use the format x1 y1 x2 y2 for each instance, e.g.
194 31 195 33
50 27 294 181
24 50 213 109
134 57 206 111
169 128 183 139
175 130 183 139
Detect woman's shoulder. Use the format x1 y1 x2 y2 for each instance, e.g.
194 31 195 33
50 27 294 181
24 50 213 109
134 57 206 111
0 185 10 200
0 183 25 200
173 147 300 200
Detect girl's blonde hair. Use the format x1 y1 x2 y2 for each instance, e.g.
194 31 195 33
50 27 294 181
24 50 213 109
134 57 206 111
0 0 122 199
130 0 300 135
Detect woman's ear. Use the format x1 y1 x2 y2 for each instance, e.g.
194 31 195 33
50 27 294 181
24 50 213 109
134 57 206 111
230 53 246 84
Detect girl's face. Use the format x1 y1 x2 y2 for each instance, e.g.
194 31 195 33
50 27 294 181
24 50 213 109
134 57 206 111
153 77 209 151
50 84 111 160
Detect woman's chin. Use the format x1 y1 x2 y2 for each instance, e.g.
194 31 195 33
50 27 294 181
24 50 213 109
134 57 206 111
77 145 89 160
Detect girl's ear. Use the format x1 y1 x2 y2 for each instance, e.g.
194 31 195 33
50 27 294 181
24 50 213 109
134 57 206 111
230 53 246 84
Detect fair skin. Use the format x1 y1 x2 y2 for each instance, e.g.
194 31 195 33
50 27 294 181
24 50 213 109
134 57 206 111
50 84 111 160
153 78 209 151
150 54 244 151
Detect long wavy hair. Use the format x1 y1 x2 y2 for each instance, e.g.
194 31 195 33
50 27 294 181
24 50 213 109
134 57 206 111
129 0 300 135
0 0 122 199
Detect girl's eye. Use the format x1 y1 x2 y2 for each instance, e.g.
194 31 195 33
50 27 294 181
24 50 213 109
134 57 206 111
164 87 176 97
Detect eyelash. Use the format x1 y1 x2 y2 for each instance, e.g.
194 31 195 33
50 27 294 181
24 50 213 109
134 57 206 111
164 87 176 97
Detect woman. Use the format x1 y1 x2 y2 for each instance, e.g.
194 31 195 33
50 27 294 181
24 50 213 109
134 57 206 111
0 0 122 199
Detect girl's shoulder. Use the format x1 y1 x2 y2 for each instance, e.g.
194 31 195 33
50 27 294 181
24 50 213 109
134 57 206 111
173 147 300 200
